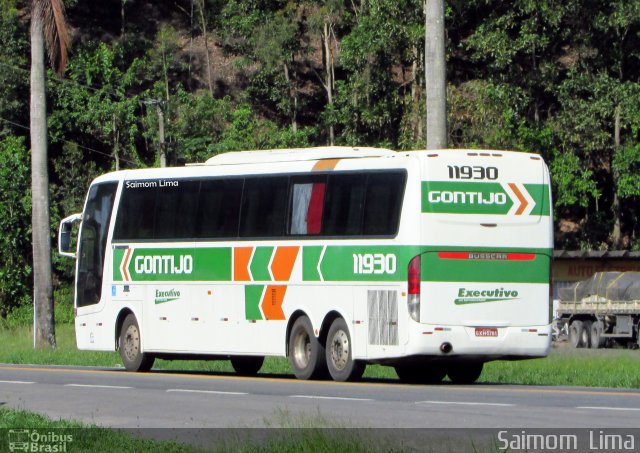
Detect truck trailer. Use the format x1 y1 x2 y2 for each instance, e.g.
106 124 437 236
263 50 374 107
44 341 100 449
557 272 640 349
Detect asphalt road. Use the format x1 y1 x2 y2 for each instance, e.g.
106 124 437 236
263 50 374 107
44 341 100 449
1 363 640 432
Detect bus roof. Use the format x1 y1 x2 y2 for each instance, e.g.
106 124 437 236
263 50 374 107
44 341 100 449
202 146 396 166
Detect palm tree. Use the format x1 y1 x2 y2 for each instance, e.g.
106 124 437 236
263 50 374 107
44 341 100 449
30 0 69 348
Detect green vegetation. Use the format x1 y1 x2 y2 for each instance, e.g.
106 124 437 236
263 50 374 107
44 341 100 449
1 316 639 388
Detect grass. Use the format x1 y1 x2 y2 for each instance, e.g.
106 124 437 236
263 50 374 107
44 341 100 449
1 323 640 388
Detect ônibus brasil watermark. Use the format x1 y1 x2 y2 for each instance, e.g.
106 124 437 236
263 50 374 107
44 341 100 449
7 430 73 452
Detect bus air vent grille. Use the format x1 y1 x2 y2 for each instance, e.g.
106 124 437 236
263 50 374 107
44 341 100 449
367 290 399 346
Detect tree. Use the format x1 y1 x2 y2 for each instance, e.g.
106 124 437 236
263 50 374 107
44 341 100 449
50 42 143 171
30 0 69 348
0 137 32 315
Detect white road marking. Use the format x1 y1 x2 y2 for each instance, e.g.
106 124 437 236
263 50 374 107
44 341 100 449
64 384 132 389
289 395 372 402
166 389 248 395
416 400 515 407
0 380 35 384
577 406 640 412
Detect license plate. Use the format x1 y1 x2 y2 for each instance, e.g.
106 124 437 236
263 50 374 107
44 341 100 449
475 327 498 337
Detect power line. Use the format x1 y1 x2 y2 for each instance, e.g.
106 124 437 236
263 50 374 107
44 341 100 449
0 61 146 101
0 117 140 167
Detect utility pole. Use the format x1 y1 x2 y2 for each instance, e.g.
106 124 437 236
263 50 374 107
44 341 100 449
425 0 447 150
143 99 167 167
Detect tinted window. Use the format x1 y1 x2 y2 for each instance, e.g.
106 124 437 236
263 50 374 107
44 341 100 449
113 181 156 240
154 180 200 239
322 173 366 236
198 179 243 238
363 172 405 235
77 182 118 307
240 177 288 237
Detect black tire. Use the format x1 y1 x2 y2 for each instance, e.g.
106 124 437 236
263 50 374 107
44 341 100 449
446 362 483 384
325 318 365 382
119 314 154 372
288 316 327 380
569 320 584 348
581 320 592 348
590 321 605 349
394 364 446 384
230 356 264 376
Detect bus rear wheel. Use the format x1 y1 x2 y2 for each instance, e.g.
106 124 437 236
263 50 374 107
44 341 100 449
446 362 483 384
288 316 327 380
230 356 264 376
395 364 446 384
326 318 365 382
119 314 154 372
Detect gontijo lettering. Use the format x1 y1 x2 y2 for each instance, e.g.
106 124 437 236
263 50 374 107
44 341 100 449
428 190 507 205
135 255 193 274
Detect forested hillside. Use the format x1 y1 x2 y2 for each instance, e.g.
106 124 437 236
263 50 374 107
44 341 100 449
1 0 640 313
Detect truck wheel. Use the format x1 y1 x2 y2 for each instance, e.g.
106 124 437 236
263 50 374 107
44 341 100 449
581 321 592 348
590 322 605 349
325 318 365 382
447 362 483 384
569 320 584 348
230 356 264 376
119 314 155 372
288 316 327 380
395 364 446 384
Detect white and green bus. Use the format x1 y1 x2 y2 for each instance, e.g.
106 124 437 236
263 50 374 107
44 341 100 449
59 146 553 384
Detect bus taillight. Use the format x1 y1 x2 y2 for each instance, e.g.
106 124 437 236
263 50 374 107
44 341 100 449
408 255 421 322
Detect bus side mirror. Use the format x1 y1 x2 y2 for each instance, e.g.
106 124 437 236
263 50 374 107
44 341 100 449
59 213 82 258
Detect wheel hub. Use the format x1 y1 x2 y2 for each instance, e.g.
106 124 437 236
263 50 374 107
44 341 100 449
330 330 349 370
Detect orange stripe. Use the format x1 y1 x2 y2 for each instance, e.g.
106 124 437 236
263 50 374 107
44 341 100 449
234 247 253 281
261 285 286 320
312 159 340 171
123 248 133 282
271 246 299 281
508 183 528 215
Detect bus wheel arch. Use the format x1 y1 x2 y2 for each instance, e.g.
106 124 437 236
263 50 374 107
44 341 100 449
115 308 135 350
117 312 155 372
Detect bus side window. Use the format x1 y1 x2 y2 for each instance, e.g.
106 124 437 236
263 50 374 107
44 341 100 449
240 177 288 238
197 179 243 238
113 185 156 240
363 172 405 236
322 173 366 236
154 180 199 239
290 180 326 235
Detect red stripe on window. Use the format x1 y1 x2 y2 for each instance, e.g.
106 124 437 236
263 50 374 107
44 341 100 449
306 182 326 235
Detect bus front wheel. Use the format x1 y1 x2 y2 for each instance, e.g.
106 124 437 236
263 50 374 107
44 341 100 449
119 314 155 372
326 318 365 382
288 316 327 380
